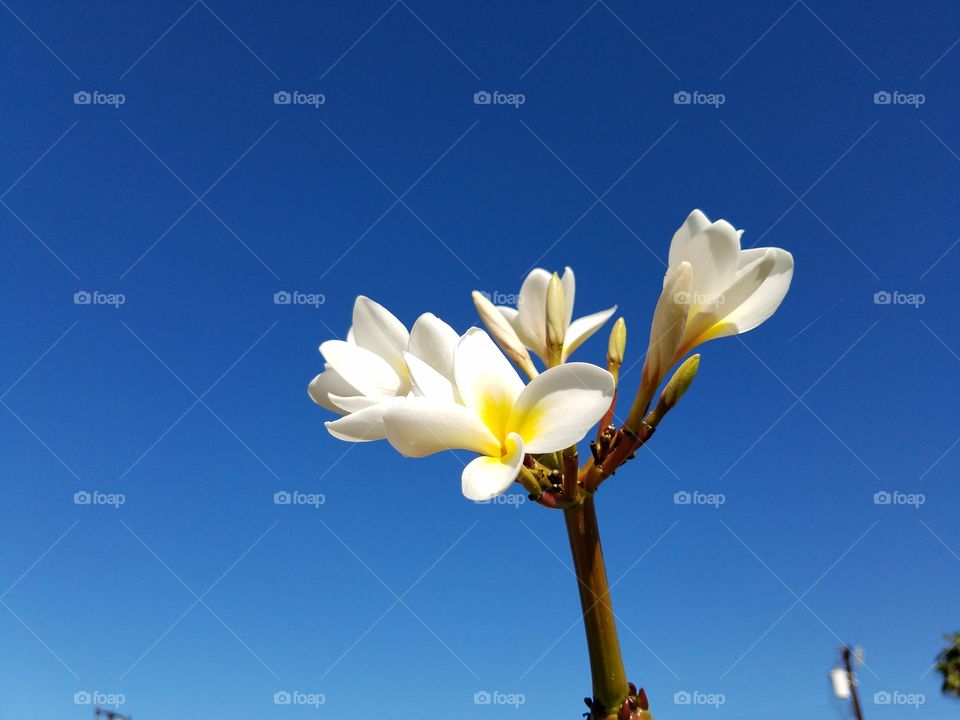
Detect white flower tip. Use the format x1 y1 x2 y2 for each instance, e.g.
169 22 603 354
706 218 740 241
307 374 325 404
779 248 795 268
318 339 335 359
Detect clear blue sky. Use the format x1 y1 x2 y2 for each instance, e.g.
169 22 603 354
2 1 959 718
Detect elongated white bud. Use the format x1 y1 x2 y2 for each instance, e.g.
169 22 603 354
472 291 538 378
546 272 566 366
642 261 692 392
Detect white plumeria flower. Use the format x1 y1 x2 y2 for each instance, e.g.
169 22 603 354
308 296 459 442
382 328 614 501
667 210 794 361
496 267 616 365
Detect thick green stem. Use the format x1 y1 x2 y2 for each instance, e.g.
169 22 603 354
564 494 628 715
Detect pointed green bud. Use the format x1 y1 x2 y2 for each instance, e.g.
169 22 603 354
607 317 626 377
545 272 566 366
661 353 699 410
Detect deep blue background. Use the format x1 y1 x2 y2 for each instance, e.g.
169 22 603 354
2 1 959 718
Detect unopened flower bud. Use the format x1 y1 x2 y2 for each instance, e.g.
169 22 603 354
660 353 699 411
626 263 692 432
607 317 626 377
472 291 538 378
545 272 566 366
642 262 692 392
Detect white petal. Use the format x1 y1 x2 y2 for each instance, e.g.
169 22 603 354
516 268 551 359
561 305 617 362
328 393 381 413
461 432 524 502
498 306 536 350
508 363 614 453
404 352 456 403
693 247 794 346
498 306 519 325
325 400 397 442
320 340 406 398
668 215 741 301
561 266 576 330
408 313 459 379
351 296 409 372
668 209 712 265
308 366 357 414
454 328 524 440
383 397 500 457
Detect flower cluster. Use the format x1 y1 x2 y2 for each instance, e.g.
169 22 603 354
309 210 793 503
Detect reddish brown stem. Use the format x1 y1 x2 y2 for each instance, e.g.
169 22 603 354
597 388 618 438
